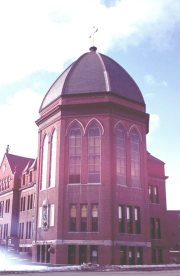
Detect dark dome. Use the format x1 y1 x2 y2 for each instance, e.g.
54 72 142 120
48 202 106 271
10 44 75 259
40 48 144 110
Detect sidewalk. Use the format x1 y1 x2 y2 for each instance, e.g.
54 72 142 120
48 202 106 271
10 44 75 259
0 249 180 273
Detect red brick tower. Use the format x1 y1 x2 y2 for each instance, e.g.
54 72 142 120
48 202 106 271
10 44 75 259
33 47 167 265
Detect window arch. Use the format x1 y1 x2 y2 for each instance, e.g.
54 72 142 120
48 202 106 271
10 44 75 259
116 125 126 185
66 119 85 136
130 128 140 187
41 135 48 190
88 122 101 183
50 129 57 188
69 124 82 184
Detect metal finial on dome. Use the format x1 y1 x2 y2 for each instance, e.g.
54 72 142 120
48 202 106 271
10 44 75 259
89 26 98 48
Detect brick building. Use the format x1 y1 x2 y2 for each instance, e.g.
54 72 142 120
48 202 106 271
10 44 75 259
0 46 179 265
0 153 35 251
166 211 180 263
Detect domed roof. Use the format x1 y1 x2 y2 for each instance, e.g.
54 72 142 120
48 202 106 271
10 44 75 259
40 47 144 110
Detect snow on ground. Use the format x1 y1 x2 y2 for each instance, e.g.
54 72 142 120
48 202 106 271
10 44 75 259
1 249 180 273
0 249 80 272
0 264 81 272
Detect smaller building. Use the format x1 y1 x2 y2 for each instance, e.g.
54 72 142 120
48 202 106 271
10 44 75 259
18 159 36 255
0 153 35 253
166 210 180 263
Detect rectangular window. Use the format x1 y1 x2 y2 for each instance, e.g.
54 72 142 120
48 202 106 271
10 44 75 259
41 135 48 190
130 130 140 187
23 197 26 211
151 218 161 239
151 218 155 239
0 224 3 239
88 156 100 183
152 248 163 264
19 223 24 239
20 197 23 211
68 245 76 264
0 201 4 217
156 218 161 239
154 186 159 203
27 195 30 210
134 207 141 234
149 185 159 203
128 247 135 265
26 222 28 239
149 185 153 203
22 174 26 185
88 125 101 184
152 248 156 264
30 194 34 209
118 205 125 233
3 223 8 239
20 197 26 211
91 204 98 232
120 246 127 265
26 221 32 239
80 204 88 232
69 156 81 183
30 171 33 182
116 127 126 186
69 205 77 232
79 245 87 264
5 199 10 213
69 127 81 184
49 204 55 227
137 247 143 265
90 246 98 264
29 222 32 239
127 206 133 233
157 248 163 264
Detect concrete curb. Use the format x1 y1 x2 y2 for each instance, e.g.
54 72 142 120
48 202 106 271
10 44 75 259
1 264 180 274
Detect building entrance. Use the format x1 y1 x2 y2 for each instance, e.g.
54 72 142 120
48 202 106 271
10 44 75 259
37 244 50 263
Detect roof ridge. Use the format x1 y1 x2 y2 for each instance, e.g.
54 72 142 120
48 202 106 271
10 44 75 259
96 52 111 92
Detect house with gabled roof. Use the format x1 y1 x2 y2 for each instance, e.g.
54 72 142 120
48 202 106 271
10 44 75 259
0 153 35 250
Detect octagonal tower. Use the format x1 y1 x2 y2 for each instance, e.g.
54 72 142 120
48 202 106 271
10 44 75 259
34 46 154 265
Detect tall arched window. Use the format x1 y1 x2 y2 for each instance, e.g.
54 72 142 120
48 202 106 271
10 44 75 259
50 129 57 188
116 125 126 185
69 125 82 183
130 129 140 187
88 123 101 183
41 135 48 190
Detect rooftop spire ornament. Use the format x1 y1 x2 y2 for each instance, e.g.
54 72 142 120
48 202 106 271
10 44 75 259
6 144 10 154
89 26 98 46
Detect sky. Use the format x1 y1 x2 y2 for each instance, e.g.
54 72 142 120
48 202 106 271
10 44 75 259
0 0 179 210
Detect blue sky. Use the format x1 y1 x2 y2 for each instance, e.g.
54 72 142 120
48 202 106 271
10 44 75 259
0 0 179 209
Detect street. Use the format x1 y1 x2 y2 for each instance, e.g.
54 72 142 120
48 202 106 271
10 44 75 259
2 270 180 276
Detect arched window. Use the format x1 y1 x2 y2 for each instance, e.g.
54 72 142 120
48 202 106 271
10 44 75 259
50 129 57 188
41 135 48 190
116 125 126 185
130 129 140 187
88 123 101 183
69 125 82 183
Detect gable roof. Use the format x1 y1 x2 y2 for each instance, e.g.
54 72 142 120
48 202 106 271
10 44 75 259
5 153 35 177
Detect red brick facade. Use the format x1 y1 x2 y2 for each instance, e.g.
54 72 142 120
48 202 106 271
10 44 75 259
0 49 179 265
